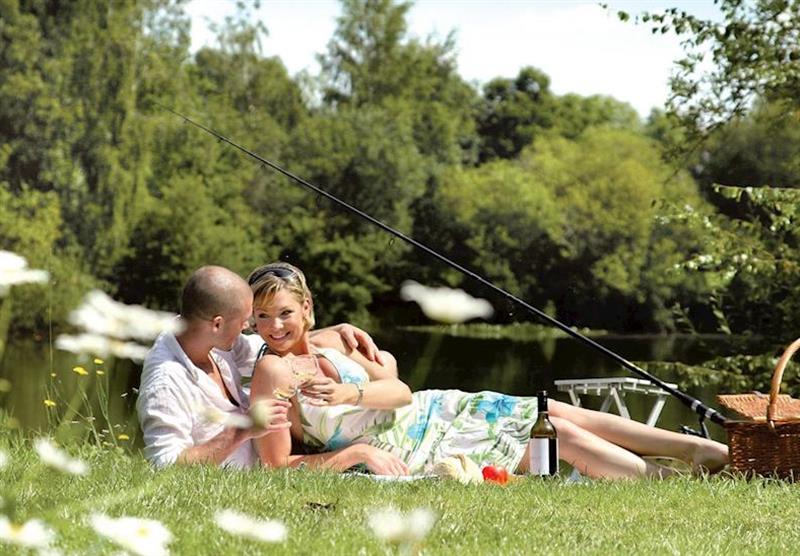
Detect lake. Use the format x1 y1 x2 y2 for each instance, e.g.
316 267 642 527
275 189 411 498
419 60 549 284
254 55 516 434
0 330 778 444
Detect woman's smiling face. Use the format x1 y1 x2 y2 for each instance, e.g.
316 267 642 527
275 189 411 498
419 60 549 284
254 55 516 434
253 289 310 355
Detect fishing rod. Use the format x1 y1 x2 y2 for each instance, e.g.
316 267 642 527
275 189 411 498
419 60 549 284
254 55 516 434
160 103 728 431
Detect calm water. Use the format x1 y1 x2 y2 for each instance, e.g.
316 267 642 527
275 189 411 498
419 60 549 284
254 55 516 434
0 331 778 444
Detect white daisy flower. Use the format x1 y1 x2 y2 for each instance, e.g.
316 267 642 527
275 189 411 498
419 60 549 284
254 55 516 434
68 290 183 342
200 406 253 429
214 509 287 543
55 333 150 361
400 280 493 324
200 399 286 430
368 507 437 545
0 251 49 296
0 515 55 549
89 514 172 556
33 438 89 475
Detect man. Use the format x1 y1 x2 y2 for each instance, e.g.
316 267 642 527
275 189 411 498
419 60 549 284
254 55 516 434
136 265 380 468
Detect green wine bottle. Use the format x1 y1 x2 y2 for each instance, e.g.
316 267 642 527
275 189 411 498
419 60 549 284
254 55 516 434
529 390 559 476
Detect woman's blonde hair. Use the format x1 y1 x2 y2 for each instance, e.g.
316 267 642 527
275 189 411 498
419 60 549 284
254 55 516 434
247 262 316 330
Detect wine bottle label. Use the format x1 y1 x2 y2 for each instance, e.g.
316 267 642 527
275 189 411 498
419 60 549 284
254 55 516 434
530 437 559 476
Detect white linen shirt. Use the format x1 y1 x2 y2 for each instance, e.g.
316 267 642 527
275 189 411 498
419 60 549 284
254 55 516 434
136 332 265 469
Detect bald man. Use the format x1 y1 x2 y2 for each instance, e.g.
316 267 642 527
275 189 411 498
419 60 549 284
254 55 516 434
137 265 379 469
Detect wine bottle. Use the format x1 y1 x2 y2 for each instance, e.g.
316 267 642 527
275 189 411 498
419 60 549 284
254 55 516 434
529 390 559 476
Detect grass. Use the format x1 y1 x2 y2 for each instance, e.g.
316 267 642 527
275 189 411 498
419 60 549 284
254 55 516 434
3 442 800 555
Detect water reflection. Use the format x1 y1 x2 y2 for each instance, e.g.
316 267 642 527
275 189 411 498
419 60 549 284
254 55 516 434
0 332 779 444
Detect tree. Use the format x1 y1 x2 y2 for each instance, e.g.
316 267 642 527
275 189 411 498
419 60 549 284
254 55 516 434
616 1 800 141
475 66 556 161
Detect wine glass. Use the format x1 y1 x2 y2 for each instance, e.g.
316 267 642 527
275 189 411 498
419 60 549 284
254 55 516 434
273 354 320 400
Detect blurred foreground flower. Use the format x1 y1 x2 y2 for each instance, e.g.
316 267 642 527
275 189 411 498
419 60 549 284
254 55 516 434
69 290 182 341
200 399 285 430
0 516 55 549
34 438 88 475
56 290 183 361
0 251 49 296
89 514 172 556
368 507 437 552
400 280 493 324
0 450 6 468
215 509 287 543
56 333 150 361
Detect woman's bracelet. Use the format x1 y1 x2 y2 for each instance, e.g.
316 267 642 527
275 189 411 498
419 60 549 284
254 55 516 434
354 381 366 406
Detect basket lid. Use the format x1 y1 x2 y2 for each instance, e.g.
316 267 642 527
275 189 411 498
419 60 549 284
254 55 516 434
718 393 800 422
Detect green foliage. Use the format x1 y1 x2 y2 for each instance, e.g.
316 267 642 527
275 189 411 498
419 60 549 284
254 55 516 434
0 185 89 330
1 0 797 340
698 100 800 190
620 1 800 146
550 94 641 140
475 66 556 162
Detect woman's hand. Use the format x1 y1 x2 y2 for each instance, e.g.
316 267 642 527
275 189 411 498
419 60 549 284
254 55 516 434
247 398 292 436
358 445 410 476
300 376 356 406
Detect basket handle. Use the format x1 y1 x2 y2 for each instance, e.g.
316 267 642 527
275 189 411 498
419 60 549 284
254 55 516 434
768 337 800 426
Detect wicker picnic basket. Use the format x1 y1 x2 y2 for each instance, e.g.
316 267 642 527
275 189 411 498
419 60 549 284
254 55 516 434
718 337 800 478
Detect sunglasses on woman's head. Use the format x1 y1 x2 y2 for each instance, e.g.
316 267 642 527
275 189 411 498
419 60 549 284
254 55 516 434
248 267 296 285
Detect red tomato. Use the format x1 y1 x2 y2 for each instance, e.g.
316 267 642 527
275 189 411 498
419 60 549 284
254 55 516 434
482 465 509 484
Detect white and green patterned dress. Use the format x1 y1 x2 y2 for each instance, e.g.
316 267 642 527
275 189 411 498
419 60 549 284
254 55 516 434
298 348 539 474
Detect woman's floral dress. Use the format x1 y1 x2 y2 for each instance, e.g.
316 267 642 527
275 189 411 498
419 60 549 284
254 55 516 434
298 348 539 474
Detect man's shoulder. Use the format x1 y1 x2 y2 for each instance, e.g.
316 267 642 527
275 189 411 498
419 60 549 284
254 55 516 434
139 359 192 392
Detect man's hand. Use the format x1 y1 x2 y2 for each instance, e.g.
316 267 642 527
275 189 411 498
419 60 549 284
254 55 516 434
357 445 410 476
331 323 384 365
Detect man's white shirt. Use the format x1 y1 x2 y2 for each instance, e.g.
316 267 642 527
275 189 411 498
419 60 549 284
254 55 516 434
136 332 264 468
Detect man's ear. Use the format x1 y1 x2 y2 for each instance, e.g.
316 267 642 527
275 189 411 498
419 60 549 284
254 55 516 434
211 315 224 331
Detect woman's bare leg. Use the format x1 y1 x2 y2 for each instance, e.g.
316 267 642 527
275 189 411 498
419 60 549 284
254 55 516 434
548 400 728 472
516 417 676 479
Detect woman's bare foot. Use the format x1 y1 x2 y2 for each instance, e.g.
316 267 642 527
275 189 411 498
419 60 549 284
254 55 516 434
690 439 729 474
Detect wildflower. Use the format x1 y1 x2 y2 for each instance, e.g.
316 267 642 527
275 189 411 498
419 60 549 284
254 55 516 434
0 516 55 549
214 509 287 543
68 290 182 342
89 514 172 556
43 399 56 408
201 399 284 430
0 378 10 392
0 251 49 296
72 366 89 376
0 450 6 468
368 507 437 548
117 434 130 441
56 333 150 361
50 373 56 378
400 280 493 324
96 370 105 376
200 406 253 429
93 358 104 365
33 438 88 475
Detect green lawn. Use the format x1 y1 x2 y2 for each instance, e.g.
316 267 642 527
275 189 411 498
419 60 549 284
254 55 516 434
2 441 800 555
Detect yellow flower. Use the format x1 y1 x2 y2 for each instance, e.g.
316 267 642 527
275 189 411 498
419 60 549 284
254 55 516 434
50 373 56 378
43 400 56 408
117 434 130 441
72 366 88 376
93 358 104 365
96 370 105 376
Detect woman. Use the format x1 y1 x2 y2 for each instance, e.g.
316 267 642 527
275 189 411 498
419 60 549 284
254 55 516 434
247 262 728 479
